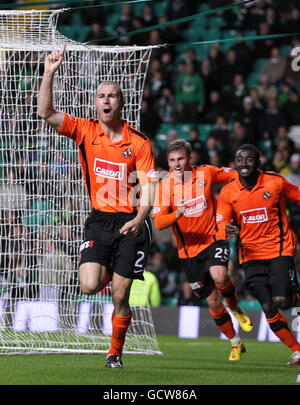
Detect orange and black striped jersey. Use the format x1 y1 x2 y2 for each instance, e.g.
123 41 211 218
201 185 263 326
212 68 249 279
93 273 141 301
216 170 300 263
58 113 157 213
152 165 234 258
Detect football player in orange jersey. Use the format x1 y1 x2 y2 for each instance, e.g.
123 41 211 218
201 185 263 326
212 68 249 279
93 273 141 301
216 144 300 365
152 139 253 361
38 45 158 368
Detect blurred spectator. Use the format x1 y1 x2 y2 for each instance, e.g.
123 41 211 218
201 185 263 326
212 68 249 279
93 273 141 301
155 87 177 125
147 30 164 59
245 0 268 31
205 134 227 165
255 74 277 105
210 116 230 143
259 150 276 171
258 97 287 138
277 82 293 108
272 148 289 172
249 88 264 110
160 234 182 274
209 151 221 167
236 96 261 143
149 69 164 99
167 129 177 143
226 73 248 112
114 4 134 44
80 1 106 25
0 169 26 214
175 63 205 123
141 3 158 27
149 251 176 300
38 236 73 301
229 121 250 160
131 17 148 44
165 0 190 21
265 6 282 34
220 0 247 30
259 47 287 85
177 48 199 71
201 90 229 124
230 32 253 67
282 88 300 126
220 49 247 86
280 153 300 186
190 150 201 166
285 7 300 34
208 42 224 75
274 126 296 154
188 127 209 164
160 52 175 88
253 22 277 58
140 99 159 138
156 16 182 45
199 58 220 98
84 22 107 44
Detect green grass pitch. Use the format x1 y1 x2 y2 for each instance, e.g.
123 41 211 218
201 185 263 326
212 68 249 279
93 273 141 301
0 336 299 386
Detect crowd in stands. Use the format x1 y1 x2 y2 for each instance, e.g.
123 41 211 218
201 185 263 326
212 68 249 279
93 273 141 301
1 0 300 307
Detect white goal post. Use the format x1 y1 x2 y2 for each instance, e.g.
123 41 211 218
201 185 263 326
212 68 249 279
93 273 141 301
0 8 162 355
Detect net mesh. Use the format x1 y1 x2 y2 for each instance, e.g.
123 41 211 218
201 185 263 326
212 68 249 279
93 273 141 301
0 8 161 355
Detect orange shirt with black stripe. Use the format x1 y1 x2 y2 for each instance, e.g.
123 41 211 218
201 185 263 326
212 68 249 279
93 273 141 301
58 113 157 213
152 165 234 259
216 170 300 263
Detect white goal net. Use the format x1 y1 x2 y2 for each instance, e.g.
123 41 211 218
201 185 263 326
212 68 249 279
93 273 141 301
0 8 161 355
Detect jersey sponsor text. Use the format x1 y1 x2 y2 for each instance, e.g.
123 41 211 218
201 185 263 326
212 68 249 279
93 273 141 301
240 207 268 223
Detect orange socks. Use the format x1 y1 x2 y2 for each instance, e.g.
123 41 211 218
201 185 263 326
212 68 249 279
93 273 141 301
266 311 300 352
210 304 236 339
215 278 238 311
108 311 132 357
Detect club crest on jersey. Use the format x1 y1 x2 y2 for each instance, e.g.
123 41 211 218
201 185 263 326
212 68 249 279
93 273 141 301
263 191 272 200
94 158 125 180
184 195 207 217
123 148 133 158
241 207 268 223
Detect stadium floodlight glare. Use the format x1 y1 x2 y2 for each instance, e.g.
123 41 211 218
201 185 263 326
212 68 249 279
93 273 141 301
0 8 161 355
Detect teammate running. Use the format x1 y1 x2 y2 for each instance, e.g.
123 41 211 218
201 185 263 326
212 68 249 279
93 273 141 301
152 139 253 361
216 143 300 365
38 45 158 368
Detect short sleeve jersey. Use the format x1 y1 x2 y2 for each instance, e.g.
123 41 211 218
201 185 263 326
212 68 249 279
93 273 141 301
58 113 157 213
216 170 300 263
152 165 234 258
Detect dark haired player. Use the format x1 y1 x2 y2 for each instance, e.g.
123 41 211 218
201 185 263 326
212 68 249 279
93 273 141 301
216 144 300 365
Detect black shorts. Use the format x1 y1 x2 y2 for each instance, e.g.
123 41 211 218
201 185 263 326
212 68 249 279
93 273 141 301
242 256 300 305
180 241 230 299
79 210 152 280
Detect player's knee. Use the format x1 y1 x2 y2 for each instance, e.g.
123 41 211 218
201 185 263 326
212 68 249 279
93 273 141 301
272 296 290 309
211 270 228 287
261 301 277 318
80 281 100 295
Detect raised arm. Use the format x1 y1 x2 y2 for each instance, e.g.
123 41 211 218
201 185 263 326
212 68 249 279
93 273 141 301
38 44 66 131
